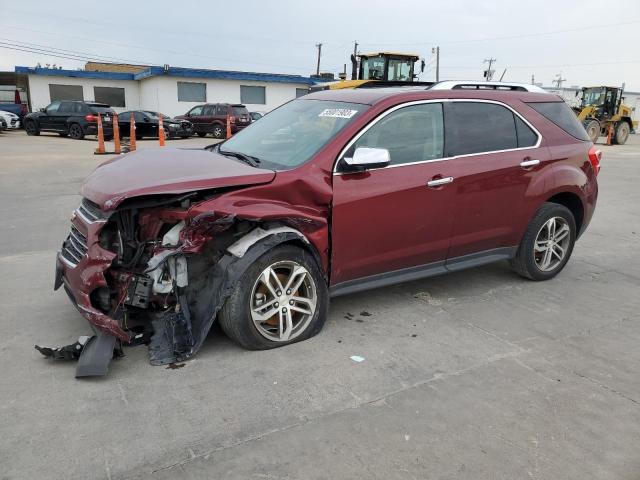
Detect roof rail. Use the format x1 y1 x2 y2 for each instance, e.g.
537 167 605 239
428 81 547 93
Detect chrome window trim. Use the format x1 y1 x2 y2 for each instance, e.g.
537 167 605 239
333 98 542 175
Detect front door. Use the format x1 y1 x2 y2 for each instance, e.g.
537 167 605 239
443 101 550 259
39 101 61 130
331 102 456 285
186 105 205 133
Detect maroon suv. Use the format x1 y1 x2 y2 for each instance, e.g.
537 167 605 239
176 103 251 138
53 82 599 376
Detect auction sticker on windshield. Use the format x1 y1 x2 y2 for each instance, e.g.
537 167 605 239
318 109 358 119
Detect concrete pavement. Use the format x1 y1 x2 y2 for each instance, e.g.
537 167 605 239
1 131 638 479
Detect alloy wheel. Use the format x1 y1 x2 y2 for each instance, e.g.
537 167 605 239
250 261 317 342
533 217 571 272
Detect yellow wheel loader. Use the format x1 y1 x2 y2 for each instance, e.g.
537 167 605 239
311 52 432 91
574 86 637 144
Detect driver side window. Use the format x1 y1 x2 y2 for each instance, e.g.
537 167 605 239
352 103 444 166
46 101 61 114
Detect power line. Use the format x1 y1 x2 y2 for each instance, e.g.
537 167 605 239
358 19 640 47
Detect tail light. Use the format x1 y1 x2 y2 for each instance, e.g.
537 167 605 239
85 114 97 122
588 146 602 176
230 116 236 124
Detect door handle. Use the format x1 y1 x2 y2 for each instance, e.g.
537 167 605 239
520 159 540 168
427 176 454 187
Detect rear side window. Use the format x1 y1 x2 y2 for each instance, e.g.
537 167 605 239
515 116 538 147
233 106 249 116
527 101 590 141
447 102 517 155
353 103 444 165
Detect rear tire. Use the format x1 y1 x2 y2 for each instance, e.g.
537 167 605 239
583 119 600 144
25 120 40 136
510 202 576 281
613 122 630 145
68 123 84 140
219 245 329 350
212 123 225 139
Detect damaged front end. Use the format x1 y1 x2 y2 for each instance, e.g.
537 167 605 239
51 194 317 376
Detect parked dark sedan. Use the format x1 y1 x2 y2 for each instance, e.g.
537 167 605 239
118 111 193 139
24 100 115 140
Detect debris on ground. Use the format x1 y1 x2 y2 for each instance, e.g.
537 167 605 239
413 291 442 306
350 355 365 363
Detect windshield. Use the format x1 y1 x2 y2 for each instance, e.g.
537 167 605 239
581 88 605 107
219 99 367 170
361 56 386 80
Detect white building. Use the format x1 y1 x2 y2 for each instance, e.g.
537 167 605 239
15 65 315 117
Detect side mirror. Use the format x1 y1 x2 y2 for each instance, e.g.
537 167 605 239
421 59 426 73
39 107 45 112
143 117 150 122
575 91 579 97
343 147 390 170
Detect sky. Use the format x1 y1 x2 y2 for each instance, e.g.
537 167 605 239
2 0 640 90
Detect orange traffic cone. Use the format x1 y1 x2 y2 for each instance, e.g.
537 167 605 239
129 112 136 151
226 114 232 139
94 113 106 155
113 113 121 154
158 113 165 147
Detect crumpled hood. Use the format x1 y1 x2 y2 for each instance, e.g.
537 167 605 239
81 148 276 210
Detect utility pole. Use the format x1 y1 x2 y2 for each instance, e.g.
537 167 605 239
531 73 535 85
432 46 440 82
351 41 359 80
483 58 496 81
553 72 566 90
315 43 322 76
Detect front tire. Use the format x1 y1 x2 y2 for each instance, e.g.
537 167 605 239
583 119 600 144
25 120 40 136
196 132 207 138
613 122 630 145
219 245 329 350
511 202 576 281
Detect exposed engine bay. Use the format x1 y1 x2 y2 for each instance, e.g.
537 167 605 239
46 192 319 376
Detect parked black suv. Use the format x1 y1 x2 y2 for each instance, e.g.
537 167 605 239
118 111 193 139
24 100 116 140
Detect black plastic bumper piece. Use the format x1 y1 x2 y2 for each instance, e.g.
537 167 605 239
75 333 117 378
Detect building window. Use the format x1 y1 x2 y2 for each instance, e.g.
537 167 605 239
94 87 126 107
296 88 309 98
49 84 83 101
177 82 206 102
240 85 266 105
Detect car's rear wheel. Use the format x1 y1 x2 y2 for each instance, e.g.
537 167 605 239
25 120 40 136
212 123 225 139
613 122 630 145
511 202 576 281
196 132 207 138
68 123 84 140
218 245 328 350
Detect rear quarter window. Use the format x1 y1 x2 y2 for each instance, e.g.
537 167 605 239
527 101 590 141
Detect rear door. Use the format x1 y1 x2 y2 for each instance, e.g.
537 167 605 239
331 102 456 285
52 101 74 131
443 100 549 262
